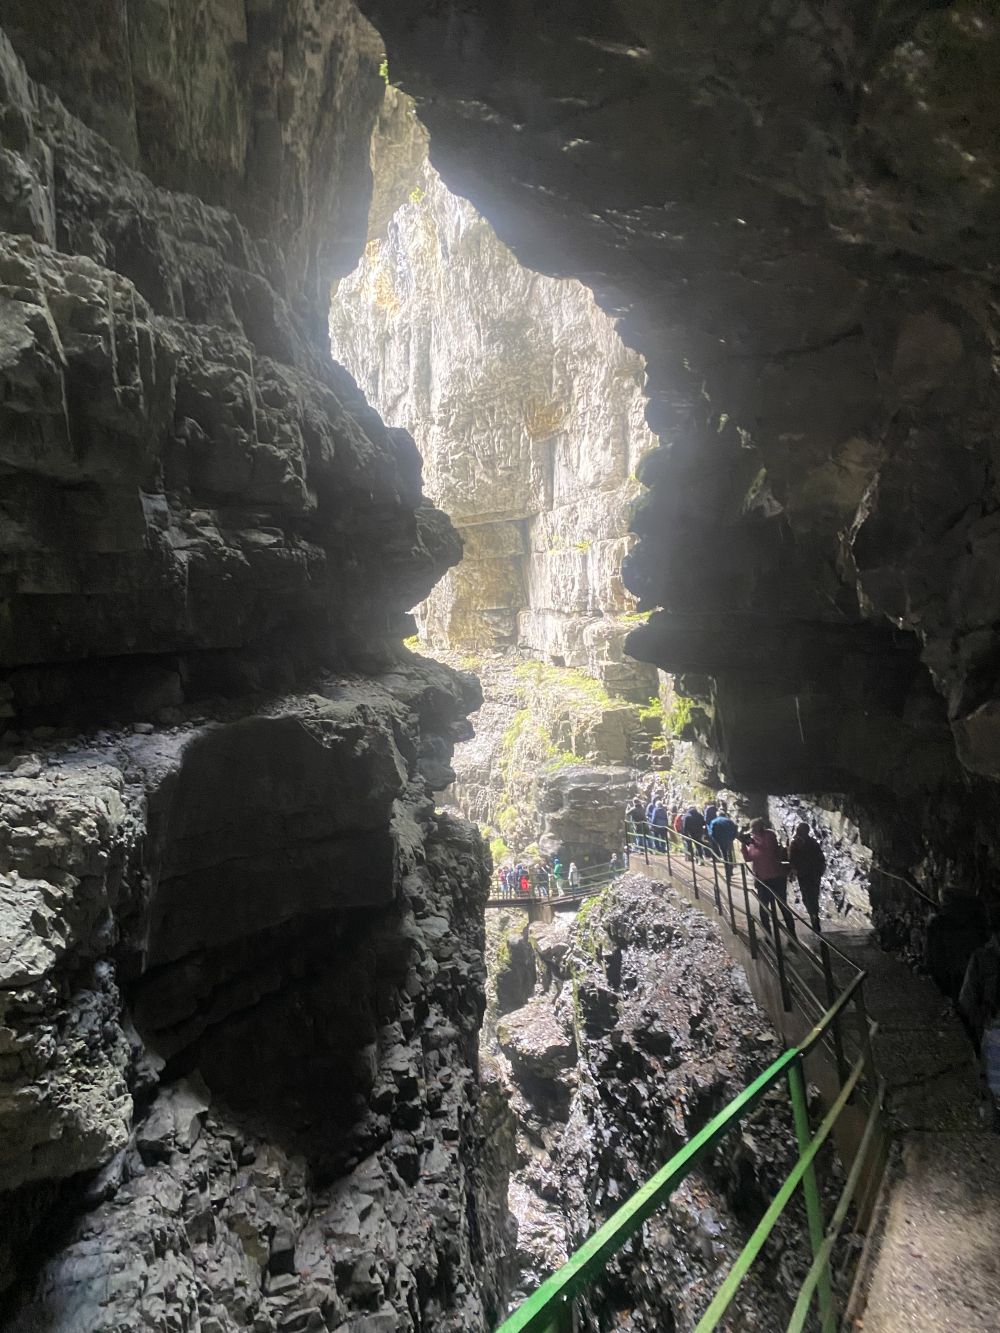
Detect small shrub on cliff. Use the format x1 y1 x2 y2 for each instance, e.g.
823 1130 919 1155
638 695 665 725
667 694 694 738
489 835 510 865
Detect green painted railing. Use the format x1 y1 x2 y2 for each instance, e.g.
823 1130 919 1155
496 937 885 1333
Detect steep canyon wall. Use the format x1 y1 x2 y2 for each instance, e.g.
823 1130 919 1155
359 0 1000 958
0 8 508 1329
330 90 659 703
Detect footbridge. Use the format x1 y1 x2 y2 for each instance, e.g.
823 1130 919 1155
495 834 1000 1332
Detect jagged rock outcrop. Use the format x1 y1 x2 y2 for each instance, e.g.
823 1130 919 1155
0 24 460 727
359 0 1000 952
330 89 659 701
439 651 655 862
0 10 509 1328
1 673 512 1330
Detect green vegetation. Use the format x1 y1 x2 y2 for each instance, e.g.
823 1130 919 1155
618 610 649 626
513 660 615 711
489 835 510 864
666 693 694 738
408 185 425 205
378 56 390 84
403 633 421 650
573 888 608 960
638 695 664 725
573 539 591 552
497 804 519 835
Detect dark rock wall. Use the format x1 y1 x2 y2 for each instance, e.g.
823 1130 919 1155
0 6 508 1329
359 0 1000 932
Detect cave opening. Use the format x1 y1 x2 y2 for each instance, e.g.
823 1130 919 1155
3 4 1000 1331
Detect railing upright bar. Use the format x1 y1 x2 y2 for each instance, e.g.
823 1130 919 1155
692 1053 865 1332
691 848 699 900
787 1057 836 1332
854 985 876 1094
740 863 758 958
819 939 849 1089
785 1079 886 1333
723 862 736 929
643 822 650 866
770 896 793 1012
711 854 722 912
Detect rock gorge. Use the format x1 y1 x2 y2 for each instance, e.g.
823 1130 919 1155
329 92 666 864
1 2 999 1330
359 0 1000 946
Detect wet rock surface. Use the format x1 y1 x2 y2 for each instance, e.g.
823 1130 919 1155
0 10 511 1326
488 880 834 1329
360 0 1000 953
1 689 510 1329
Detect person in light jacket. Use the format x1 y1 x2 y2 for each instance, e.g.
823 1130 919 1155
741 818 795 935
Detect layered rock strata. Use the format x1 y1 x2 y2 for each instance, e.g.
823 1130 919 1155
330 89 659 702
0 10 509 1328
359 0 1000 948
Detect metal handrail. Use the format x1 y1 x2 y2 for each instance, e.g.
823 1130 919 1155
496 972 883 1333
871 862 937 910
629 821 864 969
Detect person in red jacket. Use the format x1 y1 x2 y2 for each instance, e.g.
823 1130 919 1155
740 818 795 935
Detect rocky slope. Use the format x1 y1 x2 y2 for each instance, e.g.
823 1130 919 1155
359 0 1000 964
0 10 510 1329
486 878 838 1329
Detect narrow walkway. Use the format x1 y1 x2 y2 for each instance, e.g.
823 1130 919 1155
639 852 1000 1332
830 931 1000 1332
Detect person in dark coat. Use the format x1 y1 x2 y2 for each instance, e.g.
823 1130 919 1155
626 795 647 850
682 805 707 860
788 821 826 932
650 799 670 852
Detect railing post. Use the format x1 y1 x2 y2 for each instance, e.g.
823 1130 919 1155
690 847 699 900
770 896 793 1012
854 984 876 1093
820 940 849 1089
787 1056 836 1332
665 837 672 874
711 853 722 912
643 822 650 867
724 860 736 927
740 864 758 958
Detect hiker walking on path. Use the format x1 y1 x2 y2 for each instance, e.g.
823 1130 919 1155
568 861 580 890
682 805 707 860
708 808 739 882
788 821 826 932
740 818 795 936
650 800 669 852
626 795 647 851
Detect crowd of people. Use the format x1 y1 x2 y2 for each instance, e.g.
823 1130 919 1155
494 853 626 900
625 783 829 935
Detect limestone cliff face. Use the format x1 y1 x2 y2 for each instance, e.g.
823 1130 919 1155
0 11 506 1329
330 91 659 701
358 0 1000 944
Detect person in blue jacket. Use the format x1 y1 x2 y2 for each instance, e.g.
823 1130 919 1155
708 808 739 883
